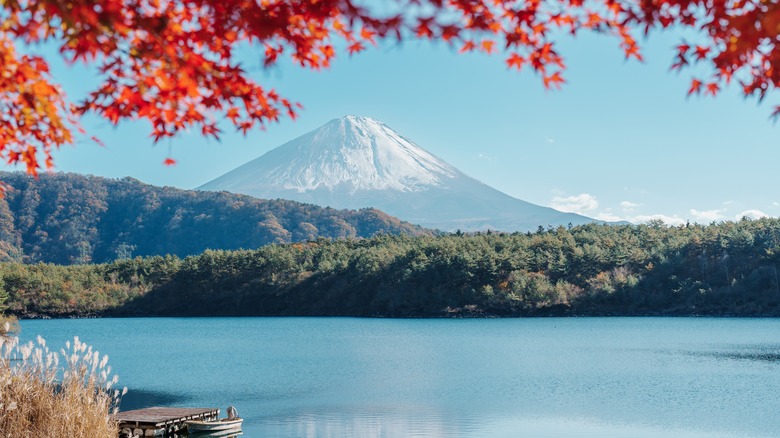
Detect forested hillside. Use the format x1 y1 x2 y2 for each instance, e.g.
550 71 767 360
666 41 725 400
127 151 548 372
0 172 430 264
3 219 780 317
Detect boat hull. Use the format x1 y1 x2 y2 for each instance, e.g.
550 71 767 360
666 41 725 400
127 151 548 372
185 418 243 433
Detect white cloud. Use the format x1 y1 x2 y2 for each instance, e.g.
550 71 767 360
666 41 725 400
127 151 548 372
689 208 726 223
595 211 624 222
550 193 599 214
620 201 641 209
629 214 686 226
736 209 769 220
773 201 779 208
619 201 641 213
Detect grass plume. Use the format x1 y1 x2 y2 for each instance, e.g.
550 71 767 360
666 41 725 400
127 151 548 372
0 328 124 437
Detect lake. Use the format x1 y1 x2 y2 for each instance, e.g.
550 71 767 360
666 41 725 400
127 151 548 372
18 317 780 437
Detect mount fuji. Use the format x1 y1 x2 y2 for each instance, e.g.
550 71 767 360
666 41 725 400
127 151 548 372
199 115 600 232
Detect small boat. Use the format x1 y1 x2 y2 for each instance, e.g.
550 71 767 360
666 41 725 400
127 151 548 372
187 429 243 438
185 406 242 434
185 417 243 433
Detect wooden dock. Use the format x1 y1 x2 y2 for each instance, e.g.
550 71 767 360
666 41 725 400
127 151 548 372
116 406 220 437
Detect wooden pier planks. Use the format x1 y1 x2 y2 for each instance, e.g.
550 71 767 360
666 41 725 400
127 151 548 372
117 406 220 436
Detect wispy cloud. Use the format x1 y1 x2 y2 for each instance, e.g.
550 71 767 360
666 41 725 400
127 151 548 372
620 201 641 209
550 193 599 214
630 214 686 226
615 209 772 226
595 210 623 222
736 209 769 220
548 193 766 228
619 201 641 212
602 213 686 226
689 208 726 223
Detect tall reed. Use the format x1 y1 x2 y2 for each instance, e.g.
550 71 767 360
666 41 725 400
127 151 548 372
0 316 18 337
0 326 125 437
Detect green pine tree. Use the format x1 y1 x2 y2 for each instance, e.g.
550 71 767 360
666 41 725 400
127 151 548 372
0 277 7 313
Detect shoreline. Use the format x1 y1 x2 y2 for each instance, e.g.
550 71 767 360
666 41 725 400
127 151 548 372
15 310 780 320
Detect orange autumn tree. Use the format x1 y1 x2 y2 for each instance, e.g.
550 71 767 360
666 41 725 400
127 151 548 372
0 0 777 178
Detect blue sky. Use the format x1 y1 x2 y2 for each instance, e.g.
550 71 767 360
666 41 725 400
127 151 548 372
11 27 778 225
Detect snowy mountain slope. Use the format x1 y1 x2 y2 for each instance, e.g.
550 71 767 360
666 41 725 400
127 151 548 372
199 115 600 232
203 115 458 193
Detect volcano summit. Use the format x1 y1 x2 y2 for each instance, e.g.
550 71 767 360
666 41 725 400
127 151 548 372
199 115 598 231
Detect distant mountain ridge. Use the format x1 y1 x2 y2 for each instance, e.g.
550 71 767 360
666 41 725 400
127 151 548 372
200 115 600 232
0 172 430 265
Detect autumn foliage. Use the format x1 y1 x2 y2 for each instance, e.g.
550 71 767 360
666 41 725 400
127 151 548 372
1 0 778 176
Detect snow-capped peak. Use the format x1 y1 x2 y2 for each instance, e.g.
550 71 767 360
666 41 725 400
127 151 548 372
200 115 603 232
210 115 461 194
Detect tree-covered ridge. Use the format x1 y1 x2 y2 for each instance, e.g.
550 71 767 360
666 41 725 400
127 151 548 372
3 218 780 318
0 172 431 265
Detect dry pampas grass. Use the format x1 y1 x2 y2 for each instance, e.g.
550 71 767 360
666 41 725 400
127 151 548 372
0 327 124 437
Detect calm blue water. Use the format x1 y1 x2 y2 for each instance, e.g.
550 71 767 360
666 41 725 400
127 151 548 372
19 317 780 437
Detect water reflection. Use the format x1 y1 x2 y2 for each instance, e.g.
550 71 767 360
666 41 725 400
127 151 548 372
708 351 780 362
120 388 191 411
21 317 780 438
258 406 463 438
252 411 743 438
686 344 780 363
122 433 242 438
121 423 243 438
183 432 242 438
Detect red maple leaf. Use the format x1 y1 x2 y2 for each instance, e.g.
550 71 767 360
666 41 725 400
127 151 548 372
506 53 525 70
688 79 703 96
0 0 777 187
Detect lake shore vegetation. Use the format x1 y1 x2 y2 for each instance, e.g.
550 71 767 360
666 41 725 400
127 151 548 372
2 218 780 318
0 334 122 437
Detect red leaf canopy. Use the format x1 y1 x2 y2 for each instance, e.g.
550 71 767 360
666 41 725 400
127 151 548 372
0 0 776 176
